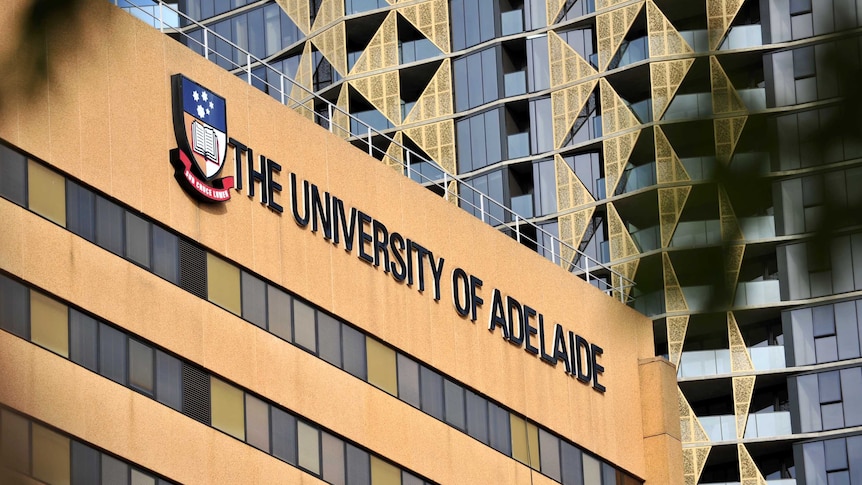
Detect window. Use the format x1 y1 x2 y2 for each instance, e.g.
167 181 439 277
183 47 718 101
267 286 292 341
561 440 583 485
28 160 66 226
346 443 371 485
99 323 127 385
297 420 320 475
207 253 241 315
342 323 367 380
454 48 500 112
241 271 267 329
0 144 27 206
156 350 182 411
318 312 342 367
69 309 98 372
0 275 28 339
272 407 298 465
444 378 465 430
293 299 317 352
102 454 129 484
151 224 179 284
529 97 553 155
450 0 496 50
246 394 270 452
370 456 400 485
420 366 444 420
30 290 68 357
397 353 420 407
1 409 30 474
129 338 154 395
125 212 151 269
66 180 96 242
95 195 125 256
366 338 397 395
211 376 245 440
539 429 561 481
488 401 511 454
71 441 100 484
456 108 503 173
321 432 346 485
32 424 70 484
465 389 489 444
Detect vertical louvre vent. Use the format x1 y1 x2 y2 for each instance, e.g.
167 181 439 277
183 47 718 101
179 239 207 299
181 363 211 425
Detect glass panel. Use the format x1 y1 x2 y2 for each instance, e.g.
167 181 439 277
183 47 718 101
1 409 30 474
293 299 317 352
206 253 242 315
241 272 267 329
30 290 68 357
420 366 444 420
321 432 346 485
819 371 842 402
318 313 342 368
840 367 862 427
443 379 465 430
102 454 130 485
346 443 371 485
0 274 29 339
131 469 157 485
99 323 127 385
246 394 270 452
151 225 178 284
397 354 420 407
129 338 154 395
271 407 298 465
28 160 66 226
539 429 561 481
370 456 400 485
367 338 397 395
267 286 292 341
125 212 151 268
66 180 95 242
582 454 601 484
297 420 320 474
71 441 100 484
342 324 367 380
0 144 27 206
465 389 489 444
824 438 848 471
510 414 529 465
561 440 583 485
95 195 124 256
211 376 245 440
488 402 511 455
822 402 845 430
156 350 182 411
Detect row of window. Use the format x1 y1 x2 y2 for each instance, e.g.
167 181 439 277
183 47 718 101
0 273 430 485
778 232 862 301
0 405 173 485
0 142 640 485
785 297 862 366
797 434 862 485
792 366 862 433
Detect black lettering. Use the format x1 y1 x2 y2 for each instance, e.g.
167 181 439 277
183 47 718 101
488 289 509 339
248 152 267 204
310 185 332 239
575 335 592 384
266 159 283 213
389 232 406 281
553 324 571 374
469 275 483 322
523 305 538 355
452 268 470 318
290 173 310 227
538 316 555 364
428 251 444 301
506 296 524 346
332 197 356 252
591 344 605 393
357 211 373 264
372 219 390 271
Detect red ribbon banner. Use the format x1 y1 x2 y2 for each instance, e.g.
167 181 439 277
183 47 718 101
178 150 234 202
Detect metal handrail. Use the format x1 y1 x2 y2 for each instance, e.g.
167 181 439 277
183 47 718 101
115 0 635 300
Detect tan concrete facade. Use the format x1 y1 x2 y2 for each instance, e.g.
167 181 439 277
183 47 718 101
0 0 681 483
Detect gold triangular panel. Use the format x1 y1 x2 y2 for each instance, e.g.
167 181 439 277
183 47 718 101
603 130 640 196
350 11 399 75
350 70 402 125
384 132 405 174
332 83 350 139
663 252 688 312
555 154 595 212
667 315 689 368
403 59 453 124
310 0 344 32
683 446 712 485
646 0 693 57
596 2 643 72
276 0 310 35
733 376 756 439
310 22 347 77
446 179 459 206
651 58 694 121
718 186 744 242
552 81 598 149
546 0 566 23
728 312 754 372
289 42 314 121
607 202 639 262
715 115 747 165
678 387 710 444
600 78 640 136
707 0 745 50
738 444 768 485
403 119 456 174
611 258 638 300
654 125 690 183
398 0 451 54
559 208 597 270
724 244 745 300
548 30 597 88
710 56 746 114
659 186 691 247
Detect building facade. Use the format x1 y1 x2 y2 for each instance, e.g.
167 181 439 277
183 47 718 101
109 0 862 483
0 0 683 484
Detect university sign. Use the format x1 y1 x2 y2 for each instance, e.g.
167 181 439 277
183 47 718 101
169 74 607 393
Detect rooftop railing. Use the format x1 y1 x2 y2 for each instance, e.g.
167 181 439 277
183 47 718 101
114 0 636 300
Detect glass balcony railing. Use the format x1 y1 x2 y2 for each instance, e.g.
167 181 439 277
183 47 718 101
680 156 716 181
501 9 524 36
679 30 710 52
617 162 657 194
630 98 653 123
734 280 781 307
631 290 665 316
731 152 771 174
119 0 180 28
669 220 721 248
718 25 764 50
504 71 527 97
703 481 796 485
507 132 530 159
630 225 660 252
681 285 714 312
663 92 713 121
511 194 533 219
739 215 776 240
678 346 786 378
701 411 791 441
612 37 648 69
738 88 767 111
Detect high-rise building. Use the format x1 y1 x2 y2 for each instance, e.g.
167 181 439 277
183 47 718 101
0 0 684 484
112 0 862 483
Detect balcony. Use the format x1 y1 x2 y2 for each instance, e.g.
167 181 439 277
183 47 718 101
504 71 527 97
663 93 713 121
670 220 721 248
680 156 716 181
501 9 524 36
617 162 657 194
733 280 781 307
739 215 775 240
702 481 796 485
678 25 763 53
700 411 791 442
630 225 660 253
678 346 786 378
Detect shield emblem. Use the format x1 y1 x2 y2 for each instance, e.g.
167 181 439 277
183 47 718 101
172 75 228 180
